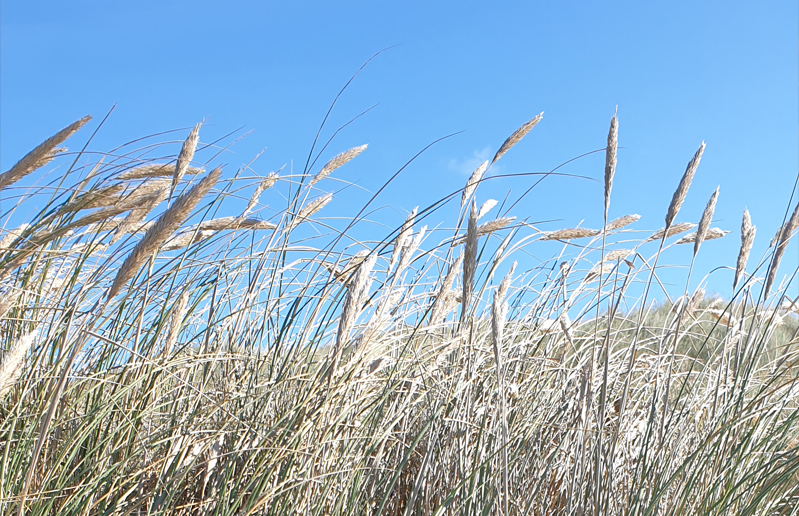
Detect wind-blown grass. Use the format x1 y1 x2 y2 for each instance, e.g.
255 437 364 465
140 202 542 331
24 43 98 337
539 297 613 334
0 112 797 516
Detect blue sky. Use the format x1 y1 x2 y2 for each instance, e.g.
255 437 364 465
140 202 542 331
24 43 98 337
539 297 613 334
1 1 797 300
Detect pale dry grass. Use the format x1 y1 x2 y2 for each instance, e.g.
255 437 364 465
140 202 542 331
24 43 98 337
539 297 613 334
0 112 797 516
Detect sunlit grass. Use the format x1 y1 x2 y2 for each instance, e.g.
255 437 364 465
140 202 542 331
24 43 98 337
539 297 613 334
1 113 797 516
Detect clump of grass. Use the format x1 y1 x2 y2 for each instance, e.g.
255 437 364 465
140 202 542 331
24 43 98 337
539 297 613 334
0 110 797 516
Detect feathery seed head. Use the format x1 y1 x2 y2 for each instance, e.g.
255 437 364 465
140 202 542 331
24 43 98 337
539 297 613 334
118 164 203 181
645 222 696 243
311 144 367 187
243 172 279 217
0 329 38 399
765 201 799 294
734 208 756 291
676 227 729 245
541 227 601 241
492 112 544 165
461 201 479 322
694 186 719 256
0 115 91 191
164 290 190 356
477 199 498 220
171 122 202 199
294 193 333 226
461 160 489 208
108 167 221 301
605 214 640 231
604 110 618 218
390 207 417 274
666 141 705 228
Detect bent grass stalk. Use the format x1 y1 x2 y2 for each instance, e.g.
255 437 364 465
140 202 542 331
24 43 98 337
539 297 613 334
2 118 797 516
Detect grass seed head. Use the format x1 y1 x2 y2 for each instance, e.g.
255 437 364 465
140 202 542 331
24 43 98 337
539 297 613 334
0 329 38 399
461 160 489 208
645 222 696 243
108 167 221 301
171 122 202 198
492 112 544 165
733 208 756 291
0 115 91 191
604 109 618 218
676 227 729 245
461 201 478 322
542 227 601 241
666 141 705 228
765 201 799 294
605 214 640 232
310 144 367 187
694 186 719 256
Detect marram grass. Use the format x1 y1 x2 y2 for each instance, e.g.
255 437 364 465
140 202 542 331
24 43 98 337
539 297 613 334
0 113 797 516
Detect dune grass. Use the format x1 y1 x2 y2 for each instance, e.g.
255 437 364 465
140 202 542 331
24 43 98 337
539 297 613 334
1 112 798 516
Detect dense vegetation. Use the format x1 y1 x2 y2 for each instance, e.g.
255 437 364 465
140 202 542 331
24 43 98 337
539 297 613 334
1 109 797 515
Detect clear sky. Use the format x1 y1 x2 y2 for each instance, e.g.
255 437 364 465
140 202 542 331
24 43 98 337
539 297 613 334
1 1 797 300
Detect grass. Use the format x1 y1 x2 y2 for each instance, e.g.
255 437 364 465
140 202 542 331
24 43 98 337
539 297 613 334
0 110 798 516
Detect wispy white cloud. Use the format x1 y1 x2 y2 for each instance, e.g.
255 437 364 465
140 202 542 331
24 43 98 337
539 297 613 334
448 147 500 177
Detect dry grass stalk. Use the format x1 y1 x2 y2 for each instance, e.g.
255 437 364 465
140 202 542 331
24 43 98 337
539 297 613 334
0 290 21 319
604 110 618 218
118 164 203 181
491 261 516 516
676 228 729 245
769 224 784 248
396 226 426 278
461 202 478 322
67 179 169 217
171 123 202 199
326 250 370 285
294 193 333 227
204 434 225 497
60 184 126 213
605 214 640 232
0 116 91 191
764 201 799 294
162 230 216 251
107 167 221 300
356 286 403 351
477 199 497 220
194 216 276 232
453 217 516 245
242 172 279 217
111 190 168 244
430 253 464 324
389 207 417 274
586 250 634 281
461 160 489 208
704 308 737 327
122 178 171 205
310 144 367 187
645 222 696 243
541 227 600 241
477 217 516 237
164 290 190 356
665 142 705 228
733 209 756 291
781 297 799 315
538 314 572 334
492 112 544 165
0 224 31 251
0 329 38 399
686 288 705 315
335 253 377 354
25 204 133 249
694 187 719 256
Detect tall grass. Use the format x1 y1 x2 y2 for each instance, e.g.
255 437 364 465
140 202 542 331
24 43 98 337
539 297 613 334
0 112 798 516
